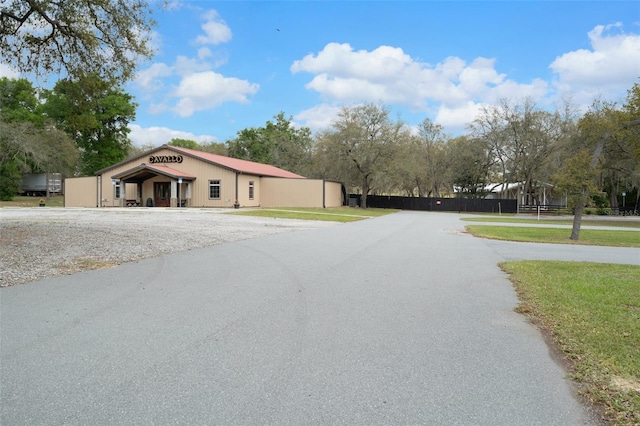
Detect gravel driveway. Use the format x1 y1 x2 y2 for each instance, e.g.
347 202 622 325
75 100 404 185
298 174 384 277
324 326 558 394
0 207 337 287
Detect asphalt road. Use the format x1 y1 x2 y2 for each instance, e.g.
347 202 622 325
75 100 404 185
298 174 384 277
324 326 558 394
4 211 635 425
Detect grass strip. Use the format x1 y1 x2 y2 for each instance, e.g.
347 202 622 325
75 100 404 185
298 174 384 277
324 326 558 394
463 216 640 229
229 207 397 222
501 261 640 425
466 225 640 247
0 195 65 208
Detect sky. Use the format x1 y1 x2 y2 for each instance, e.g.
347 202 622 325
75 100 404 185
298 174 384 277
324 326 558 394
3 1 640 147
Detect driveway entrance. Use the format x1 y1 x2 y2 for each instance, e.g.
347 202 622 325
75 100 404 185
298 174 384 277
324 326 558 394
0 211 600 424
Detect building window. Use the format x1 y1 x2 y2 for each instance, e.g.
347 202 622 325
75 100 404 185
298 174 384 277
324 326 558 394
209 180 221 199
114 182 121 199
249 181 254 200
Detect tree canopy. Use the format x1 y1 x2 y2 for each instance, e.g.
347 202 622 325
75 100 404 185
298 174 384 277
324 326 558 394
0 77 77 200
0 0 156 83
168 138 200 150
227 112 313 176
314 103 408 208
168 138 228 156
469 98 571 203
0 77 40 123
40 74 136 175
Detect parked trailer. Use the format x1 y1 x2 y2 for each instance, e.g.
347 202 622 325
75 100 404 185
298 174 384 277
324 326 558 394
21 173 62 196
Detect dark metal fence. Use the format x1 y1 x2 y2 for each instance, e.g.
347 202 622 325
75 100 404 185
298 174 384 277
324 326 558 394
517 204 567 215
350 194 518 213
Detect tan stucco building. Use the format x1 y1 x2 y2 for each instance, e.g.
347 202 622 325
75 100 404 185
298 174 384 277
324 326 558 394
64 145 344 209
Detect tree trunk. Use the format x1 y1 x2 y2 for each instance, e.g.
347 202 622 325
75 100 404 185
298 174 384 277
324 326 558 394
45 172 50 199
608 176 619 209
570 135 607 240
570 192 587 240
361 177 369 209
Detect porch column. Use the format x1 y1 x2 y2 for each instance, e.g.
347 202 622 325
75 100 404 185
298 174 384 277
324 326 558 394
120 180 126 207
170 180 177 207
186 182 192 207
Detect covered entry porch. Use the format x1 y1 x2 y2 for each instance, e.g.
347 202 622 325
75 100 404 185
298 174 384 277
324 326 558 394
111 164 196 207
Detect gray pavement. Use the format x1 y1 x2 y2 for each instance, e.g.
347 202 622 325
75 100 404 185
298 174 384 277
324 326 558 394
3 211 633 425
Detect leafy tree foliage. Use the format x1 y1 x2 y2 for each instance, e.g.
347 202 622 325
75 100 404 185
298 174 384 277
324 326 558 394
1 120 78 175
387 136 421 197
469 98 572 203
0 77 41 123
415 119 451 196
447 135 495 197
126 142 157 159
314 103 408 208
0 77 77 199
227 112 313 175
199 142 228 156
0 0 156 83
0 158 22 200
613 83 640 210
168 138 200 150
40 74 136 175
168 138 228 155
386 118 450 197
553 100 621 239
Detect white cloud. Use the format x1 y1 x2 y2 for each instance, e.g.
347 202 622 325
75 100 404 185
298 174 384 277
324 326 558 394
134 52 236 115
174 55 215 76
550 23 640 102
295 104 343 133
135 62 173 92
458 58 505 92
134 50 229 96
487 78 549 103
435 101 484 134
128 124 218 147
172 71 259 117
0 63 20 79
135 63 258 117
195 10 232 45
291 43 547 111
133 8 238 116
197 47 212 59
148 102 170 115
147 29 164 56
292 43 414 80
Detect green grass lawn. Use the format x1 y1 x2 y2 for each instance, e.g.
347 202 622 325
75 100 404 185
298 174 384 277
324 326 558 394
228 207 397 222
501 261 640 425
0 195 64 207
466 225 640 247
463 216 640 228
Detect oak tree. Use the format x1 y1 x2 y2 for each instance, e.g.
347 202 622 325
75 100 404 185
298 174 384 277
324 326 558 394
0 0 156 83
314 103 407 208
40 74 136 175
553 100 619 239
469 98 571 205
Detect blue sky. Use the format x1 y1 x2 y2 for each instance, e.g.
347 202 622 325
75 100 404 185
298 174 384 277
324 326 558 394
4 1 640 147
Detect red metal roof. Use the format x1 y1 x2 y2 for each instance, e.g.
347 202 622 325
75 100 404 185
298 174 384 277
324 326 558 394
167 145 305 179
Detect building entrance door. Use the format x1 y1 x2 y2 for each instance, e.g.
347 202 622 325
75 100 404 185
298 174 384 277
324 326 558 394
154 182 171 207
